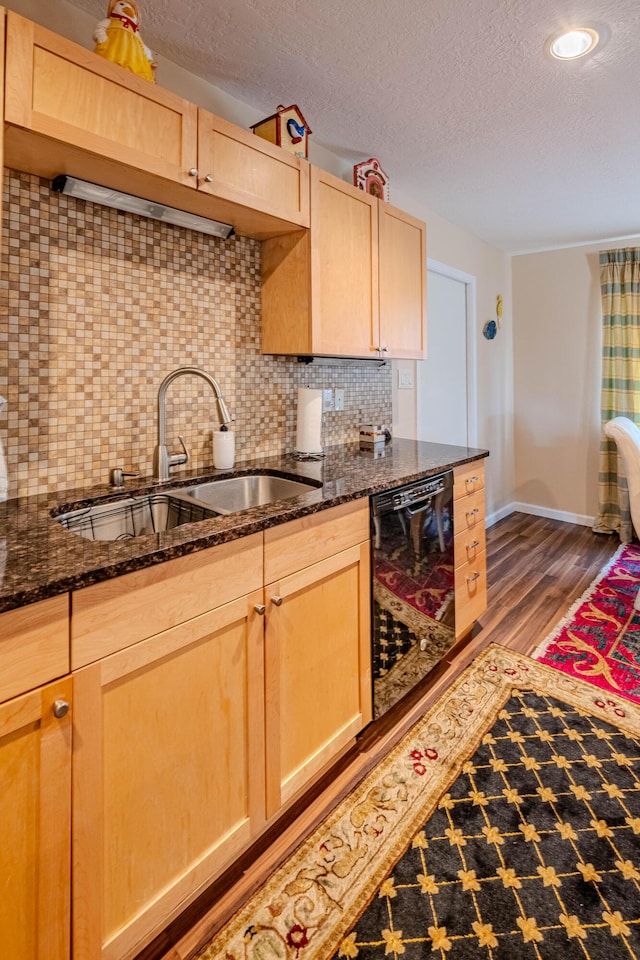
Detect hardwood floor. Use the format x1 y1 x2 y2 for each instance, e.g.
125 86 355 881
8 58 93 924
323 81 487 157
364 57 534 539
138 511 620 960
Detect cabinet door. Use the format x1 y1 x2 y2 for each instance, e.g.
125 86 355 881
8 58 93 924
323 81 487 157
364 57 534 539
197 110 309 229
264 543 371 818
4 12 198 187
72 593 265 960
379 202 427 359
310 166 379 357
0 677 72 960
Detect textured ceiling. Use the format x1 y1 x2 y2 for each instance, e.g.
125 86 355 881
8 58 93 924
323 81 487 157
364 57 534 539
67 0 640 253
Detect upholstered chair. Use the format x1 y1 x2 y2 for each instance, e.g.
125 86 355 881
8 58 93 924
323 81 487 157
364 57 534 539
604 416 640 609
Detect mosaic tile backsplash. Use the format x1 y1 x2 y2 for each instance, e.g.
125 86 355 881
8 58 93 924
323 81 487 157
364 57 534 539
0 169 392 498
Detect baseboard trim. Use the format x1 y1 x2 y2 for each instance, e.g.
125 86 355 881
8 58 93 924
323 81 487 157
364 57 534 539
486 501 595 529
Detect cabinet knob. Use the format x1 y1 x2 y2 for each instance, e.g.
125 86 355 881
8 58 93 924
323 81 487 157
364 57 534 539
254 603 266 615
271 595 283 606
53 699 69 719
204 174 214 183
381 345 389 353
188 168 199 178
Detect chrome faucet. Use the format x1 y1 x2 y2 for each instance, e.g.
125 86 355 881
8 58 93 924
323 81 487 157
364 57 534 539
153 366 233 482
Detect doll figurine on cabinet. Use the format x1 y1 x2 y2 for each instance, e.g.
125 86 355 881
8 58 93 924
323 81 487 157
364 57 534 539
93 1 156 83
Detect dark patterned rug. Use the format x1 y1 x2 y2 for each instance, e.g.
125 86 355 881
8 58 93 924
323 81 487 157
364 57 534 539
196 647 640 960
534 544 640 705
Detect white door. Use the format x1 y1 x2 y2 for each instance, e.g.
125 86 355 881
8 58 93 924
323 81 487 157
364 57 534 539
417 266 474 447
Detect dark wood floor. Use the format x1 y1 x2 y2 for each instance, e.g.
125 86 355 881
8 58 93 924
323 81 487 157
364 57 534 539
141 511 620 960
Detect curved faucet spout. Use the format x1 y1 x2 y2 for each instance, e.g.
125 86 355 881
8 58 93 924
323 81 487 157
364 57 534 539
153 366 233 481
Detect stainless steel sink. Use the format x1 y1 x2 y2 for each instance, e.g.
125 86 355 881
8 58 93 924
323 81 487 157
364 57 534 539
54 473 321 541
55 494 219 541
179 473 320 514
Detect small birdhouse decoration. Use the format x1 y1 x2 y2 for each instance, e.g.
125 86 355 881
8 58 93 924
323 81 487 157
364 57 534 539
251 104 312 158
353 158 389 201
93 0 156 83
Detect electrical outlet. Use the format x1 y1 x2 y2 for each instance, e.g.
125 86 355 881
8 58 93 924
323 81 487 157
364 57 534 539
398 368 414 389
322 388 333 412
335 388 345 411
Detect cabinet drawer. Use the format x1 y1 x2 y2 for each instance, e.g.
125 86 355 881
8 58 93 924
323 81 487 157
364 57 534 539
264 500 370 583
0 595 69 703
455 550 487 639
71 533 263 667
454 524 486 569
454 488 486 535
453 461 485 501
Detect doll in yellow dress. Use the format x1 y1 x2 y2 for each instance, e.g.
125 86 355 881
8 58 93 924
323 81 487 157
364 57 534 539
93 0 156 83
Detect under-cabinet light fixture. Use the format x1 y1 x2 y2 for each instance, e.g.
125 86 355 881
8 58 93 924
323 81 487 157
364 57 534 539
52 175 235 240
549 27 599 60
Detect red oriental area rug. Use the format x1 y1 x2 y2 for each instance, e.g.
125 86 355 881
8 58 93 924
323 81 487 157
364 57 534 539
534 543 640 705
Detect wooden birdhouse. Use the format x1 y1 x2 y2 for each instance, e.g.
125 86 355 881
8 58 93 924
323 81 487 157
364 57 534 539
353 158 390 201
250 104 312 158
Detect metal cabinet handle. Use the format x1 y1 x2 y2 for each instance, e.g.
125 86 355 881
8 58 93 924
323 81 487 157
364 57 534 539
188 168 199 177
204 174 214 183
465 476 479 487
466 539 480 551
254 603 266 615
381 345 389 353
466 572 481 583
53 699 69 719
271 596 283 606
466 508 479 519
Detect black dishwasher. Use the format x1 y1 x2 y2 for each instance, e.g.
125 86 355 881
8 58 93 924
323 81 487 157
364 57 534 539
371 471 455 718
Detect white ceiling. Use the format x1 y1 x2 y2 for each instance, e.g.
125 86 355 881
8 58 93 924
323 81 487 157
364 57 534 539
67 0 640 254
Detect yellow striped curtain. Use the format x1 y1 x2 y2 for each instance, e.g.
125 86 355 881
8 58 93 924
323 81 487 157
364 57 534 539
593 248 640 542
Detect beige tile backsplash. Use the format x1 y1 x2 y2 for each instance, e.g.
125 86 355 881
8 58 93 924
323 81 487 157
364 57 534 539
0 169 392 498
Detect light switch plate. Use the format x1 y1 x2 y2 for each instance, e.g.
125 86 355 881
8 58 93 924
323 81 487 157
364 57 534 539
335 388 345 411
322 388 333 412
398 369 414 389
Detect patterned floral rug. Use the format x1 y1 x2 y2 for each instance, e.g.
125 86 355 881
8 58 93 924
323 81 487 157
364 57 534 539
195 646 640 959
534 544 640 705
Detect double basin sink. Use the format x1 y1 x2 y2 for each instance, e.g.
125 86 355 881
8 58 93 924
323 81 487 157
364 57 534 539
55 473 321 542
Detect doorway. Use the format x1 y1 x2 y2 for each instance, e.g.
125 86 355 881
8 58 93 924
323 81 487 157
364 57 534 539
416 259 477 447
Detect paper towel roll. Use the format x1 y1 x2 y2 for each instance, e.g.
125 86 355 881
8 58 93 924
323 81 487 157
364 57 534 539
295 388 323 454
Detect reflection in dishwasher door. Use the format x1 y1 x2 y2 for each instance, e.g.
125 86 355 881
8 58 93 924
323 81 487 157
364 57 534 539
371 471 455 718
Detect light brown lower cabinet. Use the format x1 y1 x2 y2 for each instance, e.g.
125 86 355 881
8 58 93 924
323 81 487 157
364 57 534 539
264 540 372 818
72 591 265 960
70 500 372 960
453 461 488 639
0 676 72 960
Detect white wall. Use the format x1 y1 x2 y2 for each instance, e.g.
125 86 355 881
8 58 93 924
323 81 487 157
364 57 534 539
391 202 513 522
512 236 640 524
4 0 514 520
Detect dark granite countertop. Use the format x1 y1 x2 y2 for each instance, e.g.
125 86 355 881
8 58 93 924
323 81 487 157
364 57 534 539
0 438 488 614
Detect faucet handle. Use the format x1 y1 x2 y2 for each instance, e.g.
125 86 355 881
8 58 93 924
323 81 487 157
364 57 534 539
168 435 189 469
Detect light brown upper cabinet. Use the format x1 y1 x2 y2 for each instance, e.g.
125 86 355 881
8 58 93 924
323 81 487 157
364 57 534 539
197 110 309 230
3 12 309 239
261 165 427 358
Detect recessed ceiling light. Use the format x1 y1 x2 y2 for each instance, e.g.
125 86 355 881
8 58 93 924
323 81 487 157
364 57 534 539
549 27 599 59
